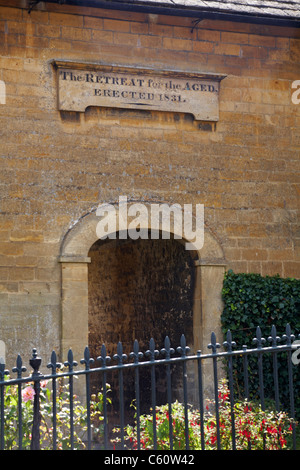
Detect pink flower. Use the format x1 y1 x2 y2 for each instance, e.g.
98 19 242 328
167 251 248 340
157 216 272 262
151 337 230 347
22 385 35 403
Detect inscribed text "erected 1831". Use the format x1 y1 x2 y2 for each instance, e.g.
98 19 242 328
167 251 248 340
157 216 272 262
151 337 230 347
56 65 226 121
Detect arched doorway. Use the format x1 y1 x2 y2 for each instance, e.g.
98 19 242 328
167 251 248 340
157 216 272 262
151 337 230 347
59 204 226 402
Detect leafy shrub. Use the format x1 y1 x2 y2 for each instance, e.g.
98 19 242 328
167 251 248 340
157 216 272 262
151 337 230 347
113 380 293 450
221 270 300 417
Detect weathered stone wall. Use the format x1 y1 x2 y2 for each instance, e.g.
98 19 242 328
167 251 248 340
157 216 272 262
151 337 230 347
0 1 299 366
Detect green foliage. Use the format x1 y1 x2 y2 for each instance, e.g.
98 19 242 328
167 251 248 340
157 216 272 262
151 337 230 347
2 375 110 450
221 270 300 417
113 380 293 450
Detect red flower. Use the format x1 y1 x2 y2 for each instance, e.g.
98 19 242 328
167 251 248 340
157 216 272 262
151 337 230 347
241 429 251 440
279 436 287 447
266 426 277 435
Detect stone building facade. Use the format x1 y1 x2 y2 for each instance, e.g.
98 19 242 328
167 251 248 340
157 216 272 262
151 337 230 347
0 0 299 378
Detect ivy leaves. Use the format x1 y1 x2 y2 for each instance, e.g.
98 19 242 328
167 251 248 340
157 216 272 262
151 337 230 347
221 270 300 337
221 270 300 417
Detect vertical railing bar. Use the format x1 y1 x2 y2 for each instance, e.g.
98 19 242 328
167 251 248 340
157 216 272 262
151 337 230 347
146 338 158 451
52 375 57 450
224 331 236 450
268 326 280 413
97 344 111 450
253 327 266 450
69 373 74 449
151 363 157 449
119 366 125 448
213 357 220 450
208 332 221 450
12 354 26 451
102 369 108 449
113 342 127 450
64 349 77 451
161 337 174 450
282 325 297 451
17 381 23 450
197 351 205 450
177 335 190 450
30 349 42 451
0 383 4 450
0 360 8 451
273 352 280 411
242 345 251 450
166 361 173 450
253 327 266 411
135 363 141 450
228 355 236 450
47 350 61 451
287 349 296 450
258 351 265 411
81 347 94 451
229 356 236 450
183 358 189 450
86 371 91 450
130 340 143 451
242 345 249 400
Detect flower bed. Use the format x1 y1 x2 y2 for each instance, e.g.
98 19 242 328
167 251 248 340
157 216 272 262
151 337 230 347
113 380 295 450
2 377 108 450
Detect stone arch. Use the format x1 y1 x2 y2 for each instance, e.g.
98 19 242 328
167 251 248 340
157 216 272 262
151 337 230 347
59 203 226 379
60 205 224 262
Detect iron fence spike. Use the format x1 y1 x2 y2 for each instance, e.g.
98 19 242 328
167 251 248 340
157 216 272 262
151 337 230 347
97 344 111 365
64 349 78 369
129 340 143 362
253 326 266 349
51 350 57 363
81 346 94 367
208 332 220 353
47 350 62 372
0 360 8 379
113 342 127 364
84 346 90 360
268 325 280 346
161 336 175 358
12 354 27 376
145 338 159 361
101 343 107 357
177 334 190 357
223 330 236 352
68 349 73 362
282 323 295 345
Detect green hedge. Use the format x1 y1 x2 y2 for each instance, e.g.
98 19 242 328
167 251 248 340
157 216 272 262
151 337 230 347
221 270 300 417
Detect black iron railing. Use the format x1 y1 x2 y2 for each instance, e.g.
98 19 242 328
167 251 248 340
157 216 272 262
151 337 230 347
0 324 299 450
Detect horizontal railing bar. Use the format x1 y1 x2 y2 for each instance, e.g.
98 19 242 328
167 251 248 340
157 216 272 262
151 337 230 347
0 343 296 387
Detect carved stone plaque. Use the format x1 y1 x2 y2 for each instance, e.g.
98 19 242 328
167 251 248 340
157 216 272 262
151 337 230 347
54 61 226 121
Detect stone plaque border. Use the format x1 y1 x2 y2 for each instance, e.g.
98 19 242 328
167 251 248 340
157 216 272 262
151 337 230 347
53 60 226 121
